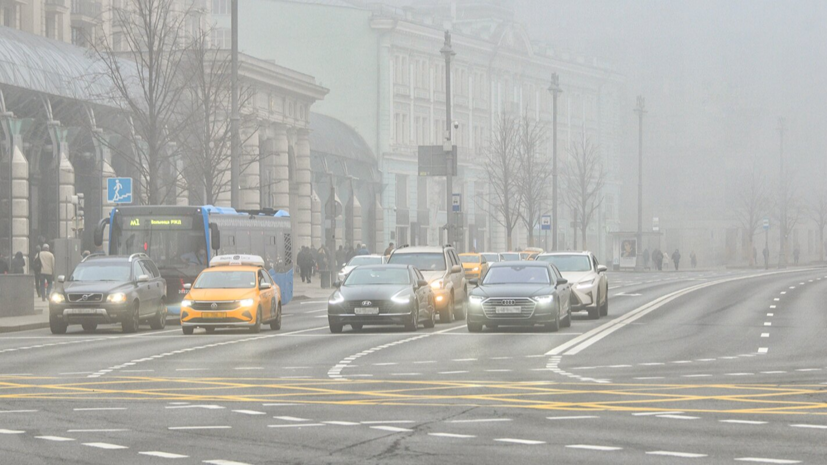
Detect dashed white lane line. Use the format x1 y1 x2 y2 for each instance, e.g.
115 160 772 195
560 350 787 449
372 362 397 366
770 305 777 309
547 416 599 420
639 362 665 366
758 348 769 354
360 421 415 425
761 371 786 374
36 436 75 441
780 291 786 295
790 424 827 429
735 459 801 464
495 438 545 445
452 358 477 362
73 407 127 411
0 410 37 414
485 369 512 373
267 424 324 428
232 410 266 415
634 377 665 380
764 322 772 326
84 442 128 450
647 451 707 458
566 445 622 451
682 374 712 378
234 367 263 370
657 415 699 420
370 426 412 433
168 426 231 430
140 451 189 459
391 373 421 376
795 368 821 372
413 360 436 364
633 411 684 416
175 368 208 372
0 429 24 434
439 371 469 374
323 421 360 426
449 418 512 423
428 433 475 439
761 333 770 338
273 416 310 422
726 373 755 376
773 298 780 301
720 420 768 425
767 313 774 317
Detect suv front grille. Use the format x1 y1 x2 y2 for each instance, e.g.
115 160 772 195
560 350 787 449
482 297 536 319
67 293 103 303
191 301 239 311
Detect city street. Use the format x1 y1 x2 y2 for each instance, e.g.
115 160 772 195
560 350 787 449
0 269 824 464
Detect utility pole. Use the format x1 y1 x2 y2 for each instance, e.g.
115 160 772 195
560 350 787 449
548 73 562 251
441 30 455 246
634 96 646 271
230 0 240 209
778 117 786 268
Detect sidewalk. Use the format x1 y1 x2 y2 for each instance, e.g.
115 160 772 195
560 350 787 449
0 292 49 333
291 277 335 302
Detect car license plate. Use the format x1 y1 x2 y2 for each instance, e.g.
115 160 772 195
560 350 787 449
201 312 226 318
67 308 103 314
354 307 379 315
495 306 521 314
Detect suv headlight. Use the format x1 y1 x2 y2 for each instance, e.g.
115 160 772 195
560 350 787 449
107 293 127 304
391 291 410 304
50 293 65 304
239 299 255 308
329 291 344 305
577 278 596 289
469 295 484 305
534 295 554 305
430 279 444 290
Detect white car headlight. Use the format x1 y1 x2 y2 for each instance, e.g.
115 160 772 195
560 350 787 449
107 293 127 304
391 291 411 304
329 291 345 305
469 295 484 305
577 278 596 289
180 300 192 308
239 298 255 308
50 293 65 304
534 295 554 305
430 279 444 290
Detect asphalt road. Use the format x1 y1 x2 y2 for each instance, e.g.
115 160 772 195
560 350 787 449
1 268 826 464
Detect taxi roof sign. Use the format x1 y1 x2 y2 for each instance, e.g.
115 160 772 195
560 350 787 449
209 254 265 268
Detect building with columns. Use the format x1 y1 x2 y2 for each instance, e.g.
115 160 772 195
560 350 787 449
230 0 626 256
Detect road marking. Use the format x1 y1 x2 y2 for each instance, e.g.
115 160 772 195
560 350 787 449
439 371 469 374
633 411 684 416
168 426 231 430
761 333 770 338
790 424 827 429
720 420 768 425
414 361 437 364
232 410 266 415
496 438 545 445
726 373 755 376
682 374 712 378
428 433 475 438
68 429 129 433
773 298 780 301
639 362 665 366
74 407 127 411
452 358 477 362
695 358 716 362
486 369 512 372
758 348 769 354
36 436 75 441
267 424 324 428
647 451 707 458
566 445 621 451
323 421 360 426
671 361 692 364
0 410 37 414
372 362 397 366
0 429 24 434
764 322 772 326
795 368 821 372
140 451 189 458
449 418 511 423
391 373 421 376
770 305 776 309
166 404 224 410
490 357 511 360
780 291 786 294
634 377 664 380
767 313 774 316
609 364 632 368
547 416 599 420
761 371 786 374
234 367 263 370
84 442 128 450
735 459 801 464
360 421 415 425
273 416 310 422
371 426 412 433
657 415 699 420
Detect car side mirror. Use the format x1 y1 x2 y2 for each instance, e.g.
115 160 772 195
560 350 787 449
137 274 150 283
417 279 429 288
183 283 192 290
451 264 462 273
333 281 342 288
469 278 479 286
57 275 65 283
557 278 568 286
209 223 221 252
260 282 271 290
597 265 608 273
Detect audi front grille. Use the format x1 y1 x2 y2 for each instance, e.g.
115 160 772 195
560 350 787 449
481 297 536 319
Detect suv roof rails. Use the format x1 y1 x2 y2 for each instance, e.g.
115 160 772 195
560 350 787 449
128 253 148 262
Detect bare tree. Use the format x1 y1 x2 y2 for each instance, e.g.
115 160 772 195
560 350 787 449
562 134 605 250
810 188 827 262
515 115 550 247
477 113 522 250
89 0 198 204
773 168 803 266
733 159 769 267
175 28 259 205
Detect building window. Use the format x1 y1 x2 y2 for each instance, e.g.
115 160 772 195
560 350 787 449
212 0 229 15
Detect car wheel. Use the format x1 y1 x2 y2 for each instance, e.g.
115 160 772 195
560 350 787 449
439 298 454 324
454 292 467 320
561 306 572 328
122 302 140 333
467 321 483 332
404 310 417 332
81 323 97 332
600 293 609 317
249 306 262 334
587 292 601 320
423 302 436 329
50 316 67 335
270 302 282 331
351 323 363 331
544 304 560 332
149 300 166 330
182 326 194 335
329 322 343 334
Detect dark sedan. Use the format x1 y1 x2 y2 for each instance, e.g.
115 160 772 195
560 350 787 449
328 265 435 333
466 261 572 332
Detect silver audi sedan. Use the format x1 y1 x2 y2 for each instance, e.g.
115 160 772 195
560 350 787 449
535 252 609 319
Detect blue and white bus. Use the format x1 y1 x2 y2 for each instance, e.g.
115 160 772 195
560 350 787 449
94 205 294 315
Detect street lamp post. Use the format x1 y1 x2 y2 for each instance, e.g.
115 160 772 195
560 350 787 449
634 96 646 271
548 73 562 251
441 31 456 246
230 0 240 209
778 117 786 268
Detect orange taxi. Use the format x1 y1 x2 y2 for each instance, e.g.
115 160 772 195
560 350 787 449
180 255 281 334
458 253 490 280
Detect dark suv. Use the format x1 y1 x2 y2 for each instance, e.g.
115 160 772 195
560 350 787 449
49 254 167 334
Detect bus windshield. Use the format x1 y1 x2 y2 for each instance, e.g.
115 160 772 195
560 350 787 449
111 214 207 271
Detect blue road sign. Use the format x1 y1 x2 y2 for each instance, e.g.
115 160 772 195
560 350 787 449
107 177 133 204
541 215 551 231
763 218 770 230
452 193 462 212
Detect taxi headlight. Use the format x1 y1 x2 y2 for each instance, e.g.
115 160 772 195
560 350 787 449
107 293 127 304
180 300 192 308
50 293 65 304
329 291 344 305
469 295 484 306
430 279 444 290
472 267 480 272
534 295 554 305
239 298 255 308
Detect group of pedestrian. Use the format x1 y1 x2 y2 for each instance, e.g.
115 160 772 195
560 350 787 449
297 243 373 286
645 247 690 271
0 251 25 275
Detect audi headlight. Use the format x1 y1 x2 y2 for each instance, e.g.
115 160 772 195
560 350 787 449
469 295 484 305
107 293 127 304
534 295 554 305
430 279 444 290
577 278 596 289
391 291 411 304
329 291 344 305
50 293 65 304
180 300 192 308
239 298 255 308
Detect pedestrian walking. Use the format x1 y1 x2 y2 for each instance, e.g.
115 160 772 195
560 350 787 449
642 248 650 270
356 243 369 256
10 251 25 274
672 249 681 271
690 251 697 269
32 245 42 298
652 248 663 271
317 247 329 287
336 245 346 269
383 242 395 257
39 244 56 300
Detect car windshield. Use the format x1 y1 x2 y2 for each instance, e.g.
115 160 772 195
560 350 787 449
481 254 499 262
500 253 521 261
347 256 383 266
459 255 481 264
387 253 446 271
483 266 551 285
344 268 411 286
193 271 256 289
536 255 592 272
69 263 131 282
